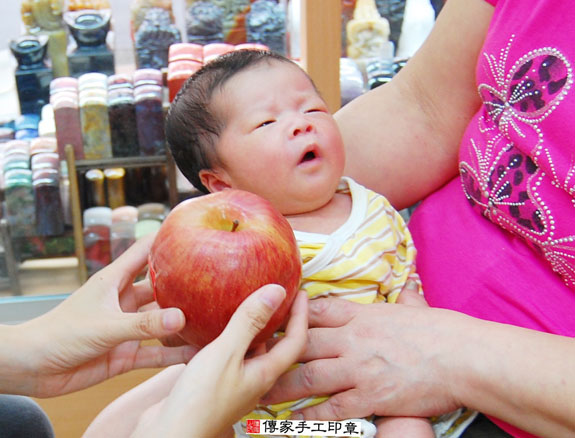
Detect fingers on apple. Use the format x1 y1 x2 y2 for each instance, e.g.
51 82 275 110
118 279 156 313
255 291 308 379
223 285 287 353
122 307 186 342
266 289 309 349
103 234 156 288
158 334 190 348
131 344 196 370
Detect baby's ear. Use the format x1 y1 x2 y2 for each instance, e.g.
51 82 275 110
199 168 232 193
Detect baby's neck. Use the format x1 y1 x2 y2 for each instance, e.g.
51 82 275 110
286 192 352 235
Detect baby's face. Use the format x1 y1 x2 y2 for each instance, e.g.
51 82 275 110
209 61 346 216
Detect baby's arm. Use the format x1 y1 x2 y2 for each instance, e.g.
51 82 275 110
374 416 434 438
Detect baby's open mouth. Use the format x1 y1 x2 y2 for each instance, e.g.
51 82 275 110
300 150 317 163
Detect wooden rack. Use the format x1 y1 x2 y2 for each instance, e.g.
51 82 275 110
65 144 179 283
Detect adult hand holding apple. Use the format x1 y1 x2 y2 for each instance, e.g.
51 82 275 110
84 285 309 438
149 189 302 348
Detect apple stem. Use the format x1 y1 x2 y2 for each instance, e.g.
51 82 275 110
231 219 239 232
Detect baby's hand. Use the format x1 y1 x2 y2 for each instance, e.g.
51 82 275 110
397 279 428 307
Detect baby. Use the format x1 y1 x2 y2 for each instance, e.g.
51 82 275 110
165 49 436 438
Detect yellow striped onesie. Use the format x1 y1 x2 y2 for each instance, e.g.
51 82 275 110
236 178 477 438
296 177 420 305
235 177 419 438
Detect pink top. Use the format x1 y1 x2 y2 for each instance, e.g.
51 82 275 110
409 0 575 436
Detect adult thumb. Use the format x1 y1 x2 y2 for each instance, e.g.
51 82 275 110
220 284 286 352
114 307 186 343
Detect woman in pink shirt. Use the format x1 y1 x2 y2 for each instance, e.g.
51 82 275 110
264 0 575 436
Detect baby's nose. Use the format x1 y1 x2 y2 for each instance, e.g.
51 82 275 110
292 123 313 137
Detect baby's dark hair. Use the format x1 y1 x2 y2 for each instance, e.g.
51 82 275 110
165 49 299 193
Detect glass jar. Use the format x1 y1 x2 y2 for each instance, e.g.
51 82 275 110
134 218 162 240
110 205 138 260
83 206 112 276
137 202 166 222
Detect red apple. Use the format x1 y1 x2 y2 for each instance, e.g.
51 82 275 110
148 189 302 348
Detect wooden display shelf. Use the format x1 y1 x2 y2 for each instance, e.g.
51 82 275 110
65 144 179 284
75 155 168 170
73 153 179 208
